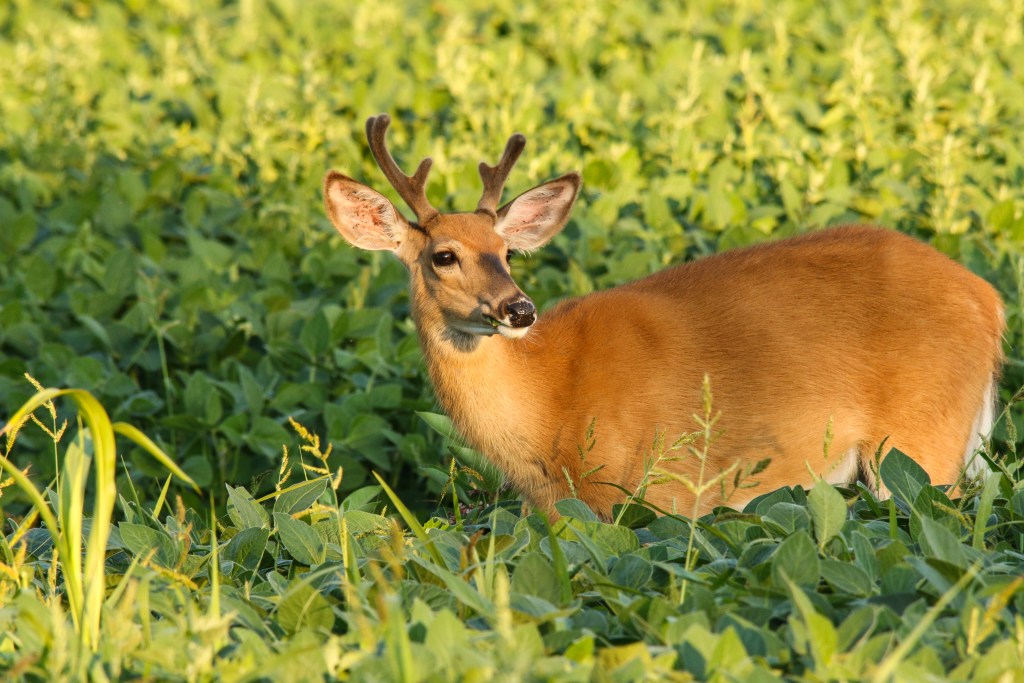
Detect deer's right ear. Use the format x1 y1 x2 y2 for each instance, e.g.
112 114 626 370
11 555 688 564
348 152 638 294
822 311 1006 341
323 171 409 251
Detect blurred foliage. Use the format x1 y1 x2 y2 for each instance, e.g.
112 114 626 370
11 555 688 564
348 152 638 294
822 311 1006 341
1 0 1024 510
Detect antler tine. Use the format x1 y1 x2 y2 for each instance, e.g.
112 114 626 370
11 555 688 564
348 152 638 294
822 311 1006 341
365 114 438 225
476 133 527 216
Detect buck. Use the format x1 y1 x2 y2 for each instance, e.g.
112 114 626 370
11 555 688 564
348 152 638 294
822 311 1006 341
322 114 1004 518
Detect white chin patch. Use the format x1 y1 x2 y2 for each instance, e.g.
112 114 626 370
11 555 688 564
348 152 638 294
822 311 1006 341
496 325 530 339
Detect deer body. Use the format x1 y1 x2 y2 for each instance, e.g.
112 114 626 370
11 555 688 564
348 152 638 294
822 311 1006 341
324 116 1004 518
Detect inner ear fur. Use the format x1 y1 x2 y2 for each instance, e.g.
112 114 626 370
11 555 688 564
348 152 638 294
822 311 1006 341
496 172 581 251
323 171 410 251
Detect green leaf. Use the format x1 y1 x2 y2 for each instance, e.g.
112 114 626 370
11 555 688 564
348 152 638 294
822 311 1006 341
784 576 837 669
340 485 382 513
181 456 213 488
821 560 873 597
21 253 57 300
416 411 458 439
764 502 811 536
103 248 137 297
411 556 495 620
972 471 1002 550
118 522 179 568
808 482 847 549
511 552 562 605
707 627 751 673
183 373 222 425
612 503 657 529
987 199 1017 232
588 523 641 556
543 517 573 606
246 417 290 454
909 485 959 540
222 527 269 575
555 498 601 522
510 594 564 620
300 311 330 358
836 606 879 652
0 204 35 252
879 448 930 506
917 517 967 569
771 530 820 587
647 515 689 540
273 512 326 566
226 484 269 530
237 365 265 415
273 476 329 516
849 531 879 580
415 413 504 486
609 554 653 591
275 582 334 634
343 509 391 536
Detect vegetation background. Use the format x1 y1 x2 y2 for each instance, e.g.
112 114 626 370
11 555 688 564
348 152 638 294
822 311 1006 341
1 0 1023 680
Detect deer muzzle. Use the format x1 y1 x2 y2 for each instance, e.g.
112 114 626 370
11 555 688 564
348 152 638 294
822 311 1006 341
504 298 536 328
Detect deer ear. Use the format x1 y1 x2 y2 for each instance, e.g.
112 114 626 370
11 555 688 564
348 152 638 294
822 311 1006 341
323 171 410 251
495 173 581 250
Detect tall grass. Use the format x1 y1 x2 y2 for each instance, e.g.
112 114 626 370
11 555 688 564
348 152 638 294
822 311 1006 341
1 380 198 661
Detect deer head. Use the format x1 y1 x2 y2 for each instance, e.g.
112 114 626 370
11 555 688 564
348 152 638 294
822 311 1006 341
323 115 580 345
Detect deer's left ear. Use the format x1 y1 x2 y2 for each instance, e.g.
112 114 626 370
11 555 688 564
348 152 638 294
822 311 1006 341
495 173 581 251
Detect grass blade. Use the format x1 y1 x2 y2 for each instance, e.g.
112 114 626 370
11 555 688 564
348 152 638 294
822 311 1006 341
971 471 1002 550
113 422 199 491
2 387 202 652
871 562 981 683
372 471 445 567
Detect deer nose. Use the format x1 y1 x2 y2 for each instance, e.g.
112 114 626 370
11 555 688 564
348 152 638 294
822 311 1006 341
504 298 536 328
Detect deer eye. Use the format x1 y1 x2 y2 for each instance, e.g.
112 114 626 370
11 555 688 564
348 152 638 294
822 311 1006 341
432 250 458 267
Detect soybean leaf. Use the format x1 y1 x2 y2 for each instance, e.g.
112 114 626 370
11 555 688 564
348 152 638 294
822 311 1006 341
821 560 873 597
771 530 820 587
879 448 930 507
222 527 269 576
609 554 654 592
273 476 329 516
589 523 641 556
764 502 811 536
273 512 326 566
612 503 657 529
909 485 959 540
917 517 967 569
118 522 179 569
340 485 383 513
555 499 601 522
808 482 847 549
276 582 334 634
511 552 562 605
300 311 330 358
226 484 269 530
784 576 838 669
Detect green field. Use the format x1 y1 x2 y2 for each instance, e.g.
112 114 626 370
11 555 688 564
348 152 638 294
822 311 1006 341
2 0 1024 680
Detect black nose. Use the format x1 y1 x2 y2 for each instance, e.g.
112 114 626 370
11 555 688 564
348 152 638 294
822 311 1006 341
506 299 536 328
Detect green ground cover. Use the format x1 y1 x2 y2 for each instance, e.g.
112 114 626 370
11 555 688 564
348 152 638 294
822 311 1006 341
1 0 1024 679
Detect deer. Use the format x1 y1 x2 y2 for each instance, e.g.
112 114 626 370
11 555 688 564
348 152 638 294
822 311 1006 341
321 114 1005 520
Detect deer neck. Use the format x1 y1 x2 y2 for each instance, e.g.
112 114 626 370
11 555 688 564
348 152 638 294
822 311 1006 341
414 302 533 433
409 290 553 493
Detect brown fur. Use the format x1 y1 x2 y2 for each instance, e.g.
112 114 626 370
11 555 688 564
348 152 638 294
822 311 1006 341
323 136 1004 520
